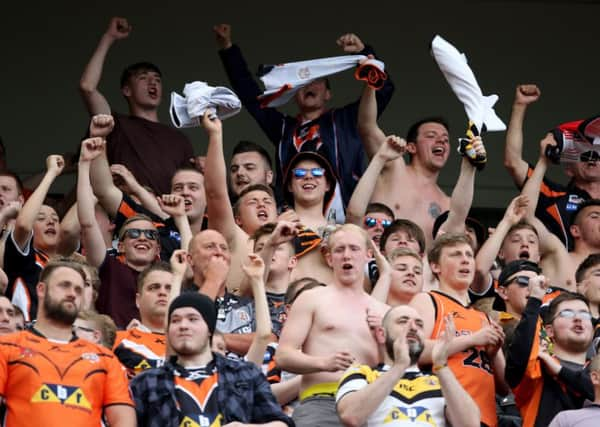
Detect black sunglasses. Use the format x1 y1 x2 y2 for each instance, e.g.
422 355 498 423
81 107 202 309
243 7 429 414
122 228 159 241
504 275 530 287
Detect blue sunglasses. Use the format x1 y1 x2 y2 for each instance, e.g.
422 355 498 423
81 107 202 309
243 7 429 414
364 216 392 228
293 167 325 178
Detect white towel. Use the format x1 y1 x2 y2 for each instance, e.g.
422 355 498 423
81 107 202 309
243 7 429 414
170 81 241 128
431 35 506 133
258 55 386 108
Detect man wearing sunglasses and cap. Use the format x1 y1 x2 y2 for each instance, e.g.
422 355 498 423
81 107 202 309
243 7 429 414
505 275 594 426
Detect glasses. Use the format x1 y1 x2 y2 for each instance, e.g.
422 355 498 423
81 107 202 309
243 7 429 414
292 168 325 179
122 228 159 241
364 216 392 229
552 309 593 322
74 324 96 334
504 275 530 287
581 151 600 163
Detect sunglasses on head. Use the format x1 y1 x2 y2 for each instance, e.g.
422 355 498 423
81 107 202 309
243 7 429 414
551 309 592 322
364 216 392 229
292 167 325 179
504 275 530 287
122 228 159 241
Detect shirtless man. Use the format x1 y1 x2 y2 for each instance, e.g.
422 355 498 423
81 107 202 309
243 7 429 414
277 223 389 426
358 87 450 249
202 113 278 293
410 233 507 427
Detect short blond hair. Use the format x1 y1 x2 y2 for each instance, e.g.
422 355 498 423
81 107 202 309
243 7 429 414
387 247 422 264
327 223 369 249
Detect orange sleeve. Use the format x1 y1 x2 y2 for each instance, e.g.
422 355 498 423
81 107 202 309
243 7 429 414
0 339 10 396
103 352 134 407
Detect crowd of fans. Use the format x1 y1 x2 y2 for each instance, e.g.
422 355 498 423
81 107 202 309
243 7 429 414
1 16 599 427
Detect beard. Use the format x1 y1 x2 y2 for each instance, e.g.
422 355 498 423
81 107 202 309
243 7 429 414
385 334 424 365
44 294 78 325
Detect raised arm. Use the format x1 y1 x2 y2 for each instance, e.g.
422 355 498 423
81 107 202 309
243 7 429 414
473 195 528 293
369 240 393 303
504 84 541 187
79 17 131 116
110 164 166 219
57 202 80 256
214 24 285 145
346 135 405 225
88 115 123 217
201 113 238 242
78 138 108 268
357 85 387 159
440 137 485 235
157 194 191 252
13 155 64 251
243 254 273 367
521 134 574 288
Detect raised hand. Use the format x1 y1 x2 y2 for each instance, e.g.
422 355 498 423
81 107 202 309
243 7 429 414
336 33 365 53
46 155 65 176
189 155 206 174
200 110 222 136
539 133 558 160
503 195 529 225
89 114 115 138
157 194 186 218
0 201 22 222
242 253 266 282
80 137 106 162
514 84 541 106
203 255 229 286
105 17 131 41
277 208 301 224
528 274 549 301
391 327 411 369
376 135 406 162
213 24 232 50
170 249 189 277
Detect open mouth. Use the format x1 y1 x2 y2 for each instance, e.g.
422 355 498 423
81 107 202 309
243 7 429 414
518 250 530 260
342 263 353 270
458 268 471 275
257 210 269 221
45 228 57 236
432 146 445 156
148 87 158 98
302 183 317 190
134 243 151 251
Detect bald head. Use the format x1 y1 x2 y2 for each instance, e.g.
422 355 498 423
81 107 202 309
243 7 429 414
188 230 231 282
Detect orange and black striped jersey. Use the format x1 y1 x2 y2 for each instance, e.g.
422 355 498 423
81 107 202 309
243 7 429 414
174 362 222 427
524 165 589 250
4 232 49 322
113 327 166 378
0 328 133 427
429 291 497 427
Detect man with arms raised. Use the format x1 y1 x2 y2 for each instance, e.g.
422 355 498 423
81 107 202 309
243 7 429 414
80 17 194 195
0 259 134 427
277 223 389 426
359 87 451 249
202 113 278 293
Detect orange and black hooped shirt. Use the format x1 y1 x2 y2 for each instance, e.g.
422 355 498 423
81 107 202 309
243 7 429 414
113 327 166 378
0 328 133 427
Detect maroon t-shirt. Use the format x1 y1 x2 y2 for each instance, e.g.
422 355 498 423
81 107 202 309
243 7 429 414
107 113 194 195
96 255 140 329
